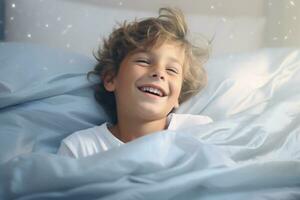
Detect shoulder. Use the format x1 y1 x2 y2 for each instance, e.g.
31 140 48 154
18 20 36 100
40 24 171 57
70 125 104 139
63 125 103 146
57 123 107 158
168 113 213 130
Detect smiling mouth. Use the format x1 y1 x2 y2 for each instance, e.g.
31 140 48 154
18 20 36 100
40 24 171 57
138 86 166 97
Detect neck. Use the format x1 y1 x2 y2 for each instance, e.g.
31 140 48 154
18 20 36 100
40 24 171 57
109 116 168 143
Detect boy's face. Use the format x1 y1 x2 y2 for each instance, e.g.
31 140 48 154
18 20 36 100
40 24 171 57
104 41 185 121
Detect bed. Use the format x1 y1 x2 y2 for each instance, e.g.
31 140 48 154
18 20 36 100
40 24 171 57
0 42 299 199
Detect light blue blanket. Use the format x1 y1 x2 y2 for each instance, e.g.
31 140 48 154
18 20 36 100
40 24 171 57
0 43 299 199
1 112 300 199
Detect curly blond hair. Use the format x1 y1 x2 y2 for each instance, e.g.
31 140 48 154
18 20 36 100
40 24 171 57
89 7 209 122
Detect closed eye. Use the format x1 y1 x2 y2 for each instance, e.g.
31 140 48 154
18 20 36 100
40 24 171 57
136 59 150 65
167 67 179 74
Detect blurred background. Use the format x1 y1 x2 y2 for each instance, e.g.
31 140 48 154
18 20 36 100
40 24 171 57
0 0 299 58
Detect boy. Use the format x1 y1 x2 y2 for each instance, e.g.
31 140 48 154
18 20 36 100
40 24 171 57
57 7 212 158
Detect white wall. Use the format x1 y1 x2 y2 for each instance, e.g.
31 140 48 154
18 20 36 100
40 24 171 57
264 0 300 47
4 0 266 58
69 0 265 17
0 0 4 40
5 0 155 57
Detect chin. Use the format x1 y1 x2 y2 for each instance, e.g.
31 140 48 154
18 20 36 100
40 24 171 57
136 106 169 121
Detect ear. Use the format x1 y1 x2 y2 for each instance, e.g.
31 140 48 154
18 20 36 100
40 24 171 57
102 71 116 92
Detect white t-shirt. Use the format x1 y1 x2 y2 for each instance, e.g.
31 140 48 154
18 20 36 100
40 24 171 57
57 113 213 158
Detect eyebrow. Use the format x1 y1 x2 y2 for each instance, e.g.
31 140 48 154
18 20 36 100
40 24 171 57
167 57 182 65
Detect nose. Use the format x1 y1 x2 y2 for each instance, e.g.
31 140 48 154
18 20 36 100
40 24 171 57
150 65 165 80
151 71 165 80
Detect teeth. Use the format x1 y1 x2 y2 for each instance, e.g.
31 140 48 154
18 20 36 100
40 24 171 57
140 87 163 97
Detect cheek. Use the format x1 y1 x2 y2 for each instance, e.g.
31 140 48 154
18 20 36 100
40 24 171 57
172 79 183 98
177 84 183 97
116 67 144 88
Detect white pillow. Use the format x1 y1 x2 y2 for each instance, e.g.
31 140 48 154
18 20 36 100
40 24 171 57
177 48 300 120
